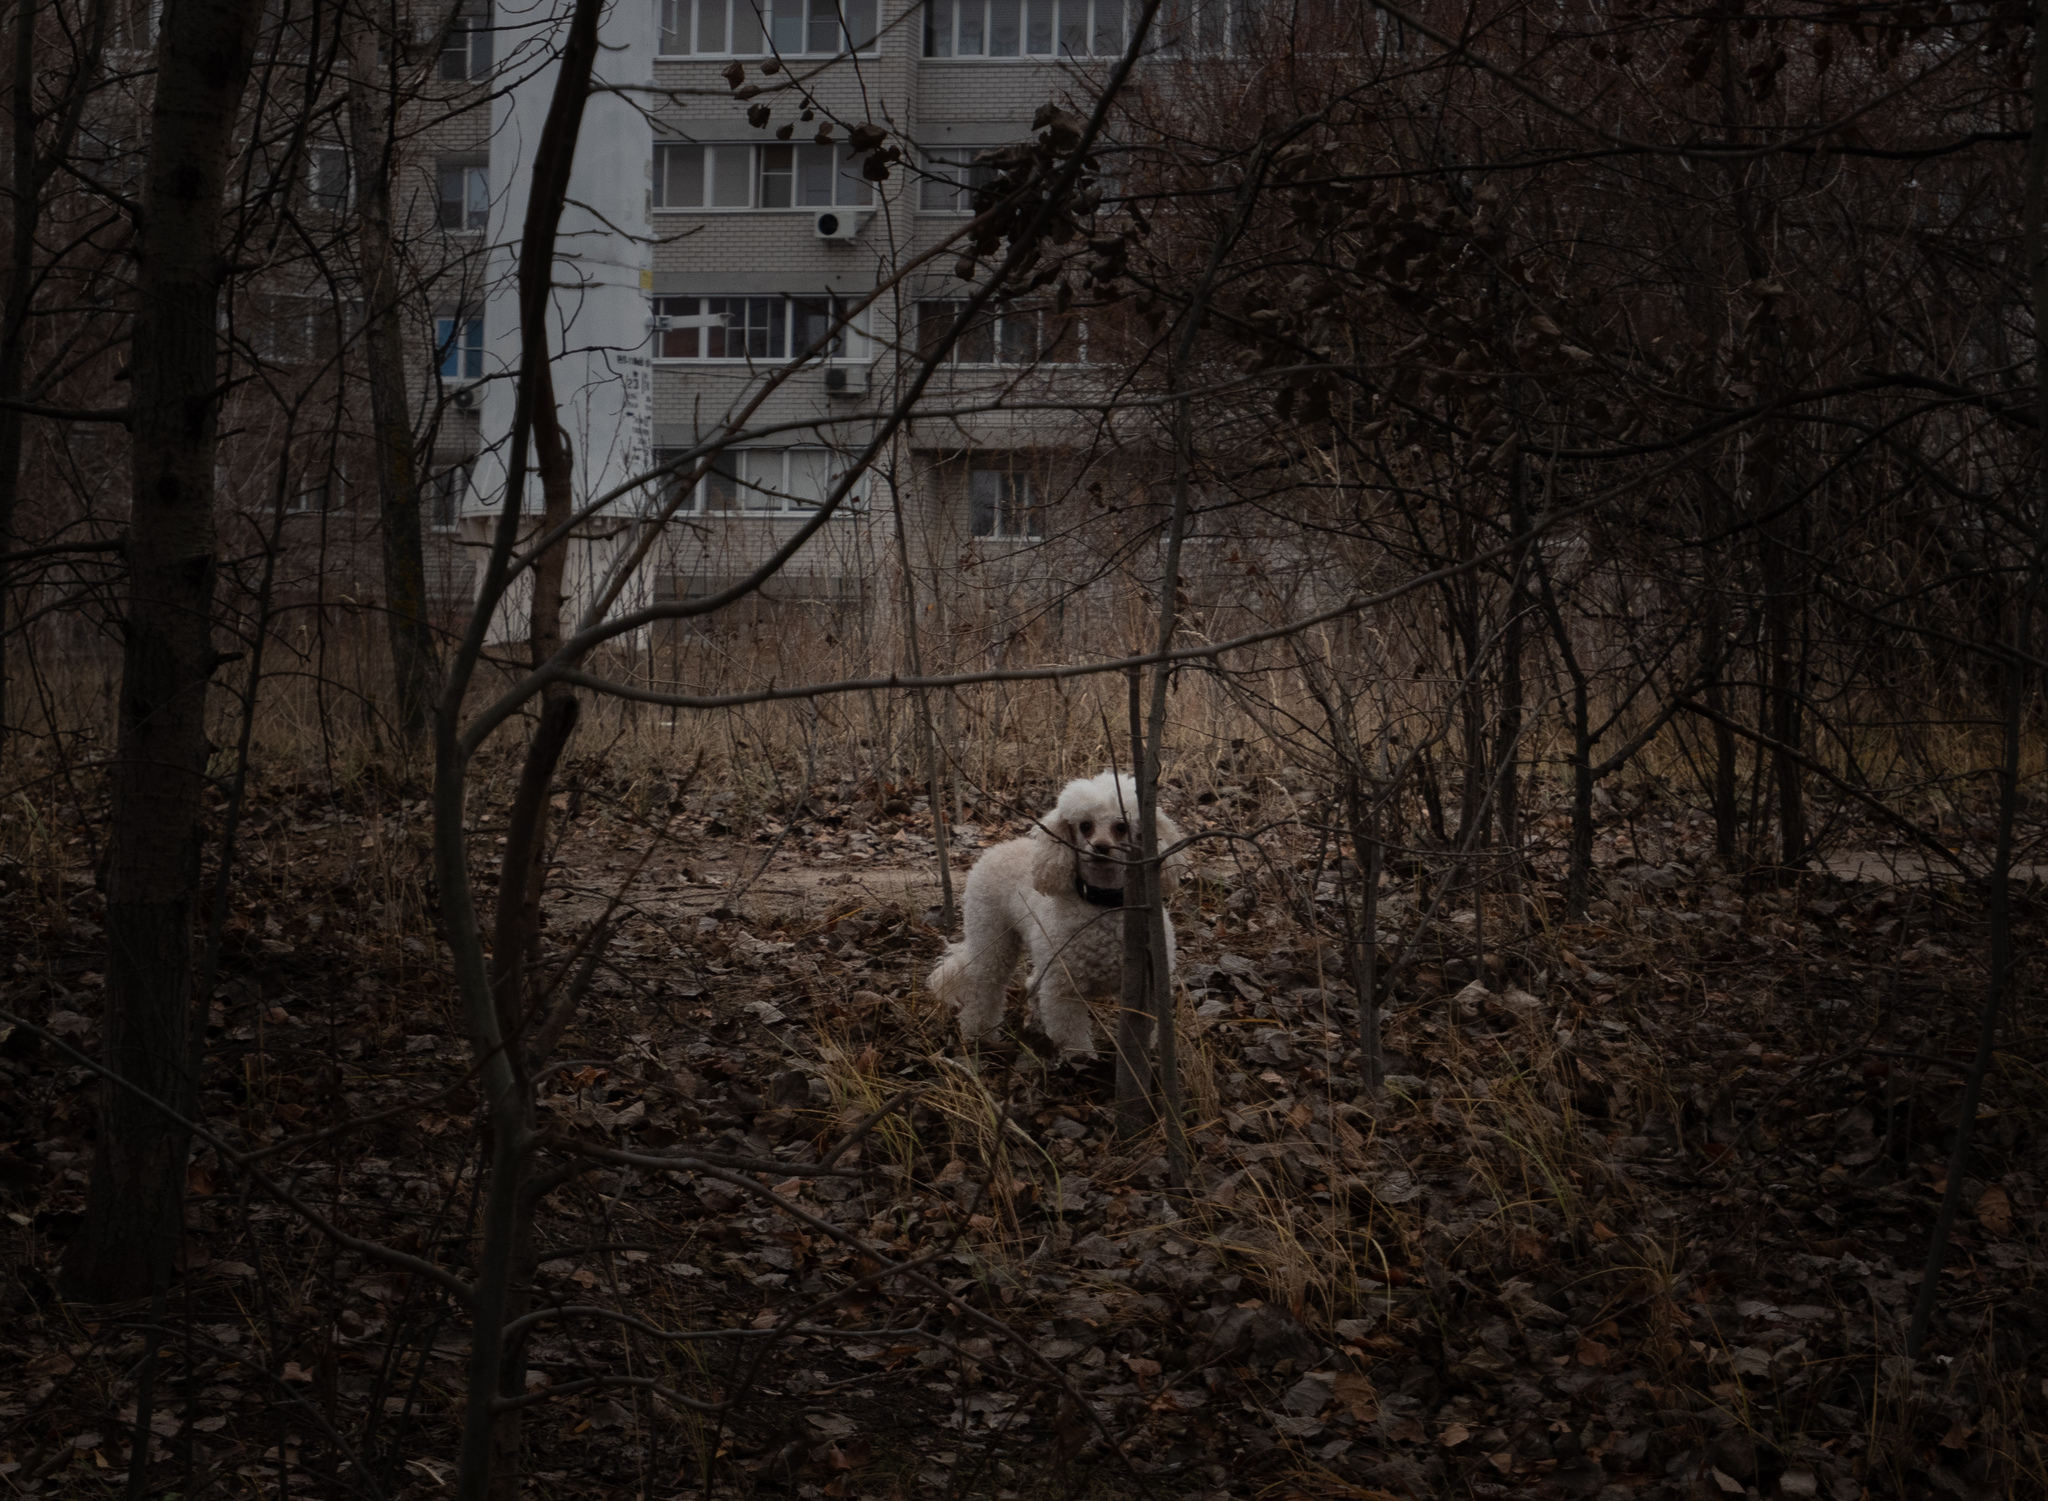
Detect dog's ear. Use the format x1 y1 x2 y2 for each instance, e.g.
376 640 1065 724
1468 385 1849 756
1154 809 1189 895
1030 817 1075 897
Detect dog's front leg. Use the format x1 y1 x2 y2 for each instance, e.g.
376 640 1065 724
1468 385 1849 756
1032 973 1099 1060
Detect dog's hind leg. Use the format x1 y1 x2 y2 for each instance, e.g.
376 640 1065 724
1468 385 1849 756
940 916 1023 1045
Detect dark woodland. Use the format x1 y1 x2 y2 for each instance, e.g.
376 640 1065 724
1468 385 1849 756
0 2 2044 1499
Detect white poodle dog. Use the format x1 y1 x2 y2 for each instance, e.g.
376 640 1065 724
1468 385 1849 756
928 770 1187 1058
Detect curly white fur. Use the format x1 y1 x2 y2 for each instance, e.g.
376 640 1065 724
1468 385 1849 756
927 770 1187 1058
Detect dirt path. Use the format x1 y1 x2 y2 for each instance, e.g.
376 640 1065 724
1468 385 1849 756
550 828 954 937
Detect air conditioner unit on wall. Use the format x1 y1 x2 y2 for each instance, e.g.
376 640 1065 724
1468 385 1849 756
824 364 868 397
451 387 477 410
813 210 864 242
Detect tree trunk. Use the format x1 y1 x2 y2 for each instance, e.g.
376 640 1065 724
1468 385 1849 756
1493 455 1529 867
0 0 34 763
347 22 435 747
489 375 581 1500
1114 668 1154 1140
1344 767 1384 1091
1708 673 1739 863
1767 551 1806 867
1705 592 1740 865
482 693 576 1501
1133 330 1207 1182
1533 545 1597 919
451 0 605 1488
66 0 263 1303
1717 25 1804 872
1446 590 1488 847
1909 27 2048 1352
527 365 574 676
888 468 952 929
1568 718 1595 919
0 0 107 756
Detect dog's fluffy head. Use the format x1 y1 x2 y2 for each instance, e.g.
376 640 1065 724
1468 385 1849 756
1028 770 1187 898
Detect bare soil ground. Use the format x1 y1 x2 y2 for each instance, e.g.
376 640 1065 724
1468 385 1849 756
0 769 2043 1501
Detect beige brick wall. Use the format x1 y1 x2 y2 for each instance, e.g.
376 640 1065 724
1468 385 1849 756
913 58 1091 126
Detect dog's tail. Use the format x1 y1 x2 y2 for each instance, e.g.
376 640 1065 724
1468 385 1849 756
926 942 969 1009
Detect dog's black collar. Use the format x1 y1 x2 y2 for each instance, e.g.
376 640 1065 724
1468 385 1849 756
1074 874 1124 908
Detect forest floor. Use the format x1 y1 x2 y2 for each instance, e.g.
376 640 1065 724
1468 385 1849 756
0 766 2044 1501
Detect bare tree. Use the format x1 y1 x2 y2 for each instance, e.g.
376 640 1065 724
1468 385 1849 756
66 0 268 1302
345 0 436 748
0 0 120 759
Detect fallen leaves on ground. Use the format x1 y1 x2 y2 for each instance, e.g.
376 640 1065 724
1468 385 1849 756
0 771 2041 1500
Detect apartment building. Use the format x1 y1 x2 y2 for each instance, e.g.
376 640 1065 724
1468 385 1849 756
416 0 1247 650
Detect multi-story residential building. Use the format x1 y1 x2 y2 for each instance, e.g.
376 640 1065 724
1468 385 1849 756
421 0 1238 653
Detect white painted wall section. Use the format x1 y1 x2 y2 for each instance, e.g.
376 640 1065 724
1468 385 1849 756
462 0 657 643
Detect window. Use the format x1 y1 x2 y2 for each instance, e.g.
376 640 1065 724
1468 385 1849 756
917 148 997 213
653 446 861 513
1155 0 1235 55
658 0 879 56
441 1 493 78
917 299 1082 365
436 316 484 379
80 120 145 195
290 467 347 514
438 163 488 230
243 292 349 366
306 146 350 212
923 0 1243 56
114 0 155 50
650 295 862 361
263 0 320 59
790 295 855 357
969 464 1042 538
651 141 872 210
657 296 781 360
650 449 698 514
428 461 473 528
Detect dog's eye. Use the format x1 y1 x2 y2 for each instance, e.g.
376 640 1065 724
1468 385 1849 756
1077 820 1093 836
1113 821 1128 837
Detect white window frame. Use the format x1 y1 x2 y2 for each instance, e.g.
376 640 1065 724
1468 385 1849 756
428 460 473 529
916 298 1085 366
305 144 352 212
113 0 158 51
436 315 485 381
657 0 881 57
289 465 349 515
923 0 1245 58
438 162 489 231
241 290 345 366
651 140 874 212
440 0 494 78
653 445 865 514
650 294 869 364
968 463 1043 539
916 147 997 213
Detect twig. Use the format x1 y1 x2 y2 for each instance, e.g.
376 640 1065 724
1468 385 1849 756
820 1085 927 1167
538 1135 862 1179
492 1372 723 1415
